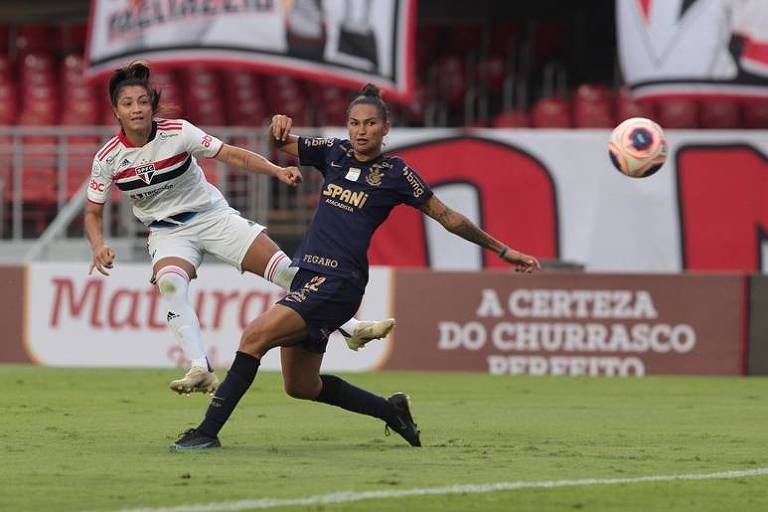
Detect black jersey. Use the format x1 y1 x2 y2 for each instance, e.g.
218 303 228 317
295 136 433 289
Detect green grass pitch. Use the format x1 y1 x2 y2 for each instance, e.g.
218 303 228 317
1 365 767 511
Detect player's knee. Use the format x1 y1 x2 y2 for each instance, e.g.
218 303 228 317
283 380 318 400
155 266 190 299
239 324 270 357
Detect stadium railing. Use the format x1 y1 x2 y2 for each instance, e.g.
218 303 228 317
0 126 319 260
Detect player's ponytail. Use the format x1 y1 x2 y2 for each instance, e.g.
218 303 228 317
347 83 389 123
108 60 161 113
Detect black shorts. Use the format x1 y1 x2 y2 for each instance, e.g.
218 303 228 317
277 268 363 353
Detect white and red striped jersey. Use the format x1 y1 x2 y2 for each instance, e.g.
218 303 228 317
88 118 226 225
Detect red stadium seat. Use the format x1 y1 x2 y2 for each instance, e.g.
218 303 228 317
21 52 55 75
493 109 531 128
61 100 100 126
743 101 768 129
531 96 572 128
62 54 86 85
16 25 55 53
655 98 699 129
573 83 614 128
435 56 466 106
0 98 16 124
58 23 87 53
476 55 506 93
699 99 740 129
0 55 12 82
615 87 654 122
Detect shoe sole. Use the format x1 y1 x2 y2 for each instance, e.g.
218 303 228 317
169 375 220 395
347 319 396 351
169 439 221 452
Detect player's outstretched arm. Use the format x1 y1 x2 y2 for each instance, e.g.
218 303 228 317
419 195 540 273
214 144 302 187
269 114 300 156
84 201 116 276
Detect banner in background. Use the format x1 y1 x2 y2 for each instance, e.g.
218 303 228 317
86 0 415 101
24 263 391 371
314 129 768 274
381 270 746 376
617 0 768 99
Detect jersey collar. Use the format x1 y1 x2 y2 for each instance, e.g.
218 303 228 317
118 121 158 148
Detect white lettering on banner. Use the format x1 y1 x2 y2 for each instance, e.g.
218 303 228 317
438 284 700 377
487 356 645 377
477 288 658 319
438 321 697 354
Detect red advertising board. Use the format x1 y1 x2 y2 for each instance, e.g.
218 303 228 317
381 271 746 376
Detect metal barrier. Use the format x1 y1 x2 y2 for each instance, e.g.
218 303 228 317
0 126 320 259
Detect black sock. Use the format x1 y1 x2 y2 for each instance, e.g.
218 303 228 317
198 351 260 437
314 374 395 423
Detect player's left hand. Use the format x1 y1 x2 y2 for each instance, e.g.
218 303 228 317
501 249 541 273
276 166 303 187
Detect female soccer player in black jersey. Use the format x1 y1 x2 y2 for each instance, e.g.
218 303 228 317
171 84 540 450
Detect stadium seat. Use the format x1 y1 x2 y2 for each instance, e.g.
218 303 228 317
699 99 740 129
493 109 531 128
655 98 699 129
476 55 506 93
743 101 768 129
615 87 654 122
0 55 12 82
435 56 466 106
15 25 55 53
573 83 614 128
531 96 572 128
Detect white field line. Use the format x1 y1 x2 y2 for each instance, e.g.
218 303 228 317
115 467 768 512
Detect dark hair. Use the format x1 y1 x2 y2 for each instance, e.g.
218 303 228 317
347 83 389 123
108 61 161 113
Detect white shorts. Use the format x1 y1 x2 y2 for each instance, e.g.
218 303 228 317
147 204 266 273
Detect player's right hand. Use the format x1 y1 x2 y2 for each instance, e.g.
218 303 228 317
271 114 293 142
89 245 116 276
501 248 541 273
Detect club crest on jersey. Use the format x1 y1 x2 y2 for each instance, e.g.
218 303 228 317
365 165 383 187
136 162 156 184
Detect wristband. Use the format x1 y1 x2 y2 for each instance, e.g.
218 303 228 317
497 245 509 259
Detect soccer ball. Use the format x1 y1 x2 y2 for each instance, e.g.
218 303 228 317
608 117 668 178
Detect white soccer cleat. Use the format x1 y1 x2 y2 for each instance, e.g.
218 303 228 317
344 318 396 351
169 367 220 395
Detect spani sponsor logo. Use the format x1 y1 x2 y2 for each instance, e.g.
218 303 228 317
322 183 369 208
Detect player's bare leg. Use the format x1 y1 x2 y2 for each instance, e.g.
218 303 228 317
153 257 219 395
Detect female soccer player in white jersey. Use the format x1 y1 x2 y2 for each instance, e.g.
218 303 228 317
170 84 539 450
84 62 394 394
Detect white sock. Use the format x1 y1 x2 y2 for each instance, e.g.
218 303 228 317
156 266 209 370
264 251 298 291
264 251 361 335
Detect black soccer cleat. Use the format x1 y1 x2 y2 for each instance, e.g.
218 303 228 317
385 392 422 447
169 428 221 452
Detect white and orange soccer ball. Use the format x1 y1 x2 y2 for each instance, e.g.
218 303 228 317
608 117 668 178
